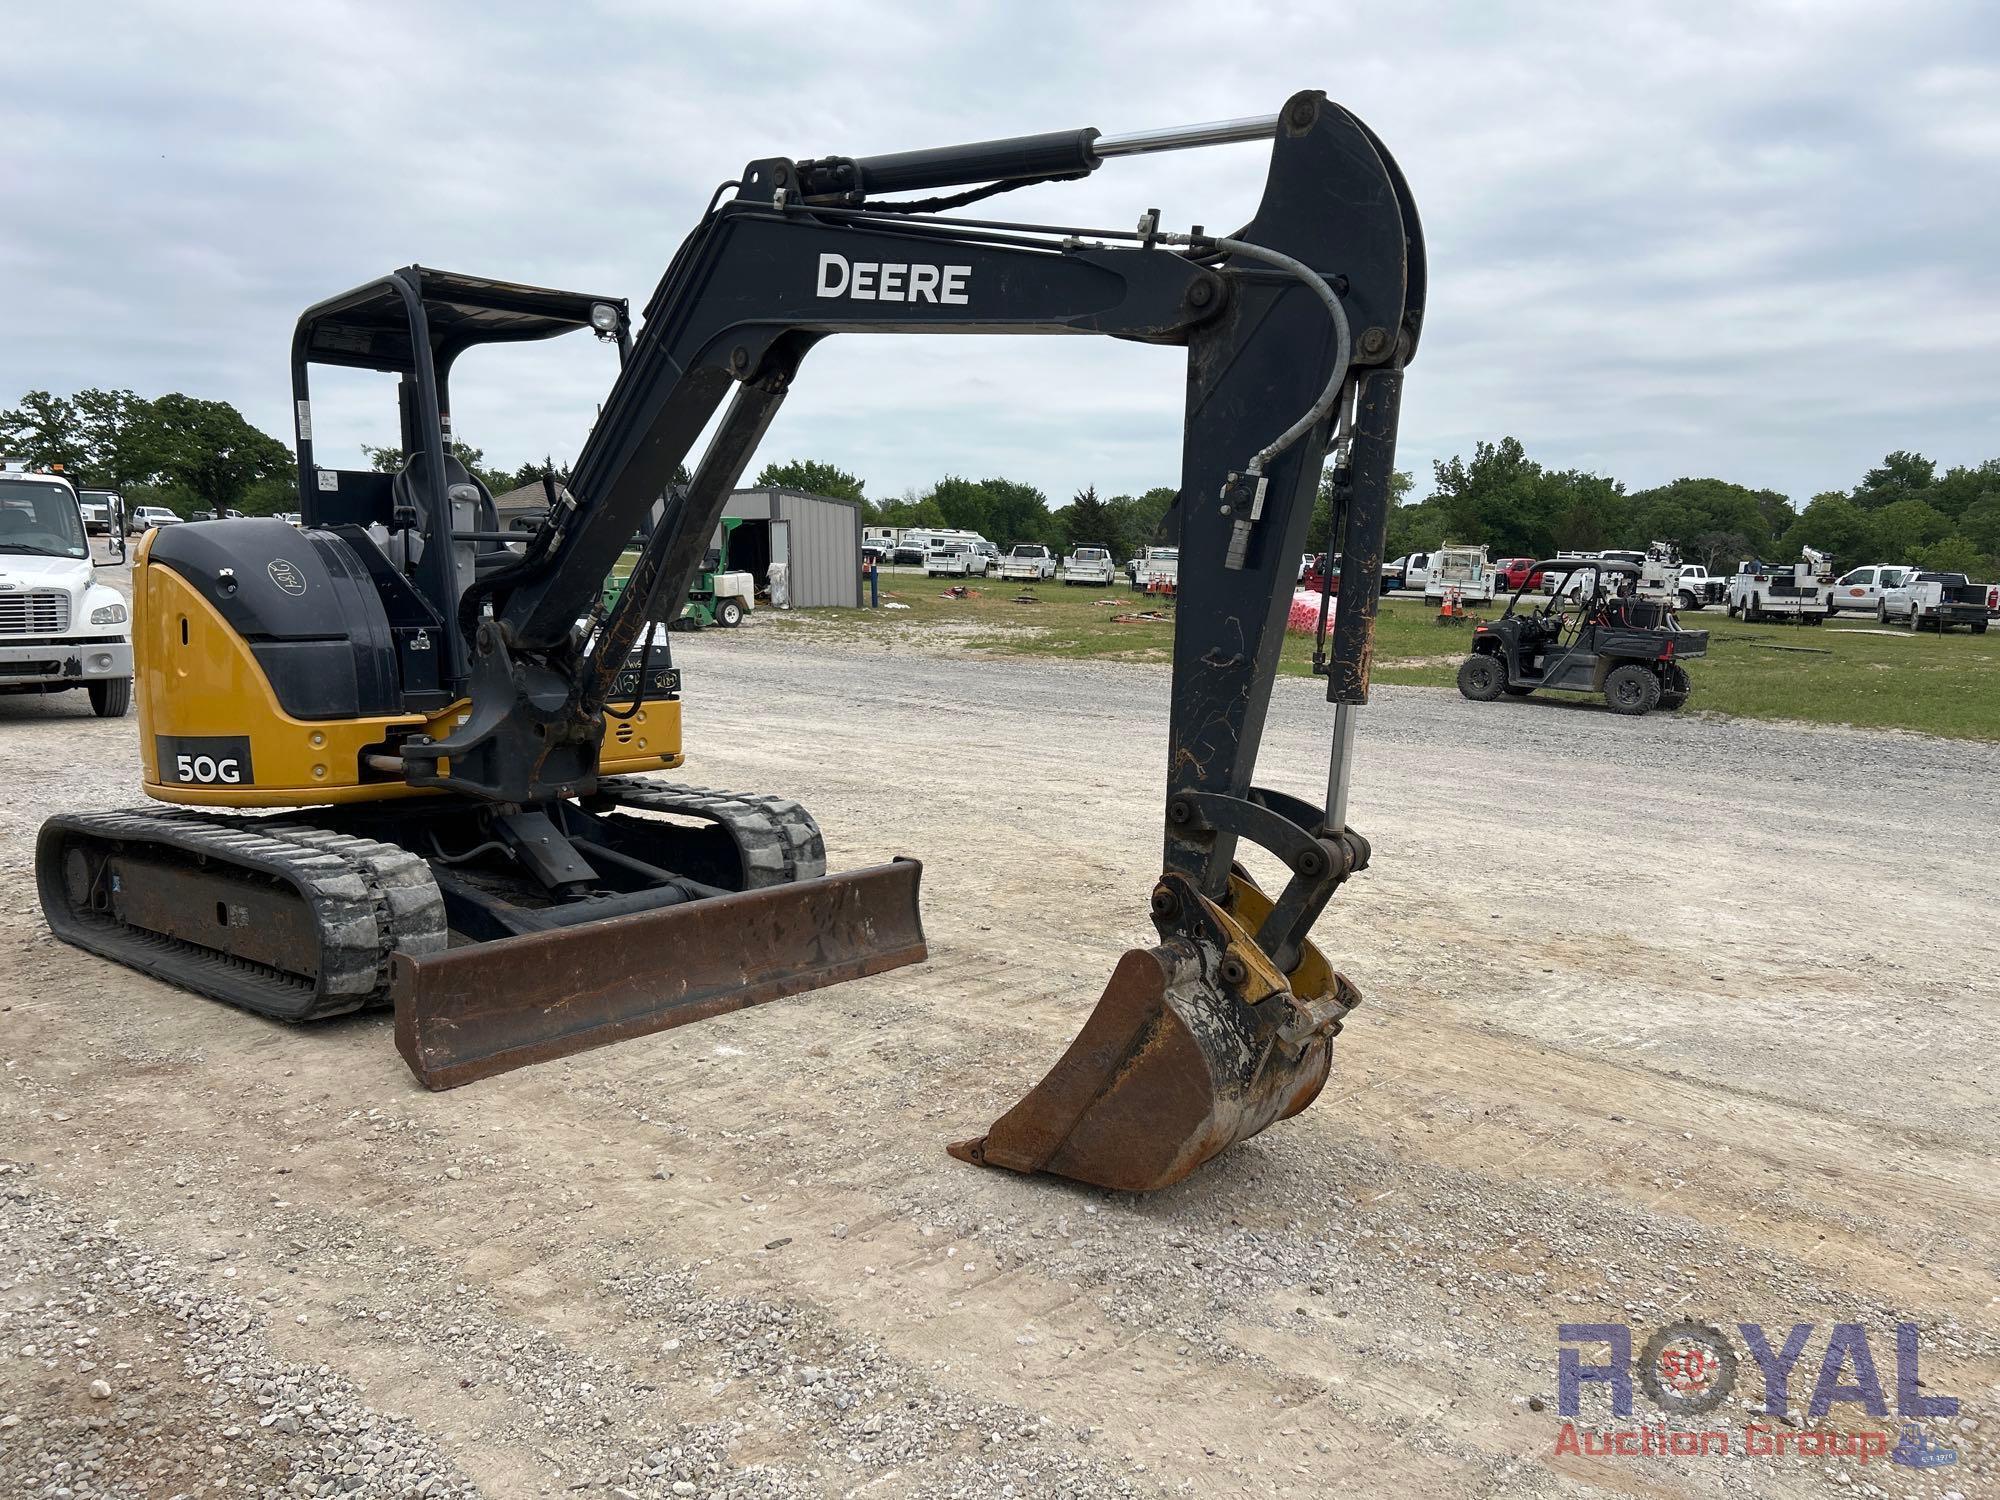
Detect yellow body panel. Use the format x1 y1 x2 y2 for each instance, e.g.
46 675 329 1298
134 544 681 808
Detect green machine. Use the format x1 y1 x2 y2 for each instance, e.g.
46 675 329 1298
604 516 755 629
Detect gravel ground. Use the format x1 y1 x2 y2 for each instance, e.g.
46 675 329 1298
1 611 1994 1499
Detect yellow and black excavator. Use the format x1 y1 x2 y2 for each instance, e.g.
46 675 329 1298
37 90 1423 1193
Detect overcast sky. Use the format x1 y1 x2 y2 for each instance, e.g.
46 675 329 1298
6 1 1997 508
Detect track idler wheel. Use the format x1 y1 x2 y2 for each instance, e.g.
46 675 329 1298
948 872 1358 1192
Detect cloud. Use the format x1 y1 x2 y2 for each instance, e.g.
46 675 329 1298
4 0 1996 509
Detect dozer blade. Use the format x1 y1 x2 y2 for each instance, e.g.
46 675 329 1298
393 859 925 1089
949 873 1358 1192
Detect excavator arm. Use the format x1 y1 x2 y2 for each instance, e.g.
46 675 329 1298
401 89 1425 1188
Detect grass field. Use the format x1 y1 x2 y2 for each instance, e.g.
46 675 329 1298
785 573 2000 740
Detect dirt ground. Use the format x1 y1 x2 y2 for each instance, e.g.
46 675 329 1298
2 612 1995 1500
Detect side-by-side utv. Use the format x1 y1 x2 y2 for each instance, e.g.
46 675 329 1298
1456 557 1707 716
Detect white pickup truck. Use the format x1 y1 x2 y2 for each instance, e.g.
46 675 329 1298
0 470 135 716
1727 549 1832 624
1878 571 1990 633
1134 545 1180 593
1825 564 1912 617
998 543 1058 582
1062 546 1117 586
1672 563 1728 611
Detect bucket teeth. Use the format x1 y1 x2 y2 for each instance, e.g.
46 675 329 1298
948 873 1355 1192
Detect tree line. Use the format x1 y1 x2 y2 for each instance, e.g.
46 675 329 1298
1390 438 2000 578
9 387 1996 578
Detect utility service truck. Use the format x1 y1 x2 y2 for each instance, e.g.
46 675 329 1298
1062 546 1117 586
1423 543 1496 605
1727 547 1832 624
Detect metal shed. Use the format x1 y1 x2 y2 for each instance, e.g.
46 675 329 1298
720 487 863 609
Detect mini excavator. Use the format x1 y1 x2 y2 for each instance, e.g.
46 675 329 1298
38 90 1424 1192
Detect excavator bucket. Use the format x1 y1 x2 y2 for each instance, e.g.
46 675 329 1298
949 873 1359 1192
393 860 925 1089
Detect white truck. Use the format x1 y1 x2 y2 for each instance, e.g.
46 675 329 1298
1878 571 1990 633
1062 546 1117 586
1423 543 1496 604
1673 563 1728 611
1727 547 1832 624
998 543 1058 582
0 469 135 716
925 541 979 577
1825 563 1912 617
1134 545 1180 593
78 488 125 536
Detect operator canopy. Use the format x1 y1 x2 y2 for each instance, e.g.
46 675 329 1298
297 267 628 376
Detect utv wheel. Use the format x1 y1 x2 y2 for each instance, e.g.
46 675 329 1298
89 678 132 718
717 599 744 628
1658 663 1691 711
1456 654 1505 702
1604 664 1662 716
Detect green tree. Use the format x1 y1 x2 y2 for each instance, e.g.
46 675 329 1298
1912 536 1988 574
876 491 945 528
127 395 292 514
236 475 298 517
1546 469 1630 552
918 474 1055 545
1851 450 1936 510
1058 485 1115 551
0 390 86 473
1778 492 1874 562
1306 468 1412 552
1927 460 2000 522
754 458 867 507
1104 486 1178 557
1429 438 1623 558
72 388 151 488
1956 494 2000 555
1865 498 1951 561
1627 476 1783 558
977 477 1057 546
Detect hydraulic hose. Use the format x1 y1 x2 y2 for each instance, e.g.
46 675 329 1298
1159 232 1352 480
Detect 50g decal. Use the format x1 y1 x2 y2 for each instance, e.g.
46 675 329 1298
156 735 255 787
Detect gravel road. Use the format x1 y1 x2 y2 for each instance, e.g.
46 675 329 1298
2 618 1994 1500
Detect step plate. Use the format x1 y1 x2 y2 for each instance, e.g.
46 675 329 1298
392 859 925 1089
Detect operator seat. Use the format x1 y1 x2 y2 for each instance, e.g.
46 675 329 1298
388 452 515 610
